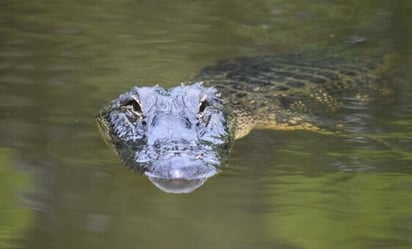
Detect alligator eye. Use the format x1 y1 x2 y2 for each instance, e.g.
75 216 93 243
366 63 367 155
125 97 143 115
199 100 208 113
198 95 208 114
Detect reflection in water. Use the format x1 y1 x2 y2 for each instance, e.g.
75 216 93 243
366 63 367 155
264 172 412 249
0 149 33 248
147 176 210 194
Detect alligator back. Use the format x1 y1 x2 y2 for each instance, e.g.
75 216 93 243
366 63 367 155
196 46 393 137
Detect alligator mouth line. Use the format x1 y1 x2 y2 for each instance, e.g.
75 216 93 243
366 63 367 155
144 166 218 179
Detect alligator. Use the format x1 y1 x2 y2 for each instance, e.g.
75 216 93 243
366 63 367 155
96 44 393 193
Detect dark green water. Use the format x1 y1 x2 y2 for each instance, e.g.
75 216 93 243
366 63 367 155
0 1 411 248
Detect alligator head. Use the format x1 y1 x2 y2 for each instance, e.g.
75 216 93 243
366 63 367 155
96 83 235 193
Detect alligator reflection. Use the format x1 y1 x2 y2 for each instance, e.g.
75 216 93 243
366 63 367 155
147 176 210 194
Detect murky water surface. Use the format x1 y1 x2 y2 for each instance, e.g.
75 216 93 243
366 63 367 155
0 1 411 248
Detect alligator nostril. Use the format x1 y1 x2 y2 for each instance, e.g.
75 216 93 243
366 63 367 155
184 117 192 129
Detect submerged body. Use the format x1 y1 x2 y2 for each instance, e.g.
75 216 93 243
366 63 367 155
97 45 392 193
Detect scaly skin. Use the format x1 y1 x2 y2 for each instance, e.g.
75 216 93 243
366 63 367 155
197 50 392 137
96 46 393 193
